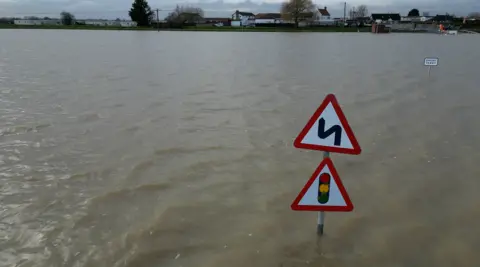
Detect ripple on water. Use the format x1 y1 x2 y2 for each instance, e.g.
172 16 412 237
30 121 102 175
76 112 103 122
0 123 51 137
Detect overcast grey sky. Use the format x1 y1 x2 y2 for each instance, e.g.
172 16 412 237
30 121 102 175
0 0 478 19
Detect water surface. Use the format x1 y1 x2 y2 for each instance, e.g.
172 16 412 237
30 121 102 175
1 29 480 267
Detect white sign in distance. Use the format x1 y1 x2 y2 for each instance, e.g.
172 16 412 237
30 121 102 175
424 58 439 66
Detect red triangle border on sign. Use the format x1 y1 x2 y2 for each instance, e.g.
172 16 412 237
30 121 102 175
291 157 354 212
293 94 362 155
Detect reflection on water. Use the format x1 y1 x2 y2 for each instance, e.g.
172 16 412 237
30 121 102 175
1 29 480 266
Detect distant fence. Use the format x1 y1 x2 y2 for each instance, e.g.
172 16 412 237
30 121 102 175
254 23 296 28
254 23 368 28
151 22 196 29
390 23 438 32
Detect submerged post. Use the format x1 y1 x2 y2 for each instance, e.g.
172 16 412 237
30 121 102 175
424 57 438 77
317 211 325 235
317 151 330 236
290 94 360 240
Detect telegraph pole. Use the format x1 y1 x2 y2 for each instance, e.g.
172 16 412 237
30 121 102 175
343 2 346 26
154 8 160 31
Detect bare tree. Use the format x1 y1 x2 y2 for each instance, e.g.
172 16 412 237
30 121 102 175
166 5 204 23
356 5 368 17
349 5 368 19
280 0 315 28
349 7 356 19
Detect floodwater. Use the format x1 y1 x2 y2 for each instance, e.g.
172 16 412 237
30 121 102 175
1 29 480 267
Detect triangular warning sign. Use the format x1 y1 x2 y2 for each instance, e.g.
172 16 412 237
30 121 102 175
291 158 353 212
293 94 361 155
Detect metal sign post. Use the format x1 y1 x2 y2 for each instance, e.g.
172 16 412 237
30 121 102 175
291 94 361 236
317 151 329 235
424 57 439 77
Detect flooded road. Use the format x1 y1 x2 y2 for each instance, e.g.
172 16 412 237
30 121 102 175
1 30 480 267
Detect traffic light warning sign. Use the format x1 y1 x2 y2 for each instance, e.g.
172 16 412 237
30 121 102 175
291 157 353 212
293 94 361 155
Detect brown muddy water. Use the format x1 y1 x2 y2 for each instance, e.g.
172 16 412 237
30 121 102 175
1 30 480 267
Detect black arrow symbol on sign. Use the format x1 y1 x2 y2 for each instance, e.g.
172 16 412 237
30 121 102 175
317 118 342 146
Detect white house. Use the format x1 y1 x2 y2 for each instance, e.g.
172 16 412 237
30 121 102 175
255 13 285 24
371 13 401 24
231 10 255 27
83 20 109 26
106 20 119 26
14 19 61 25
42 19 62 25
401 16 432 22
14 18 136 27
14 19 41 25
81 20 137 27
314 6 335 25
120 21 137 27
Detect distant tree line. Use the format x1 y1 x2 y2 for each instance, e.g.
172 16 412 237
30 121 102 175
128 0 207 27
165 5 204 23
3 0 480 29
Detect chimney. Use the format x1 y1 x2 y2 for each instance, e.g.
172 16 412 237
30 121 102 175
324 6 327 10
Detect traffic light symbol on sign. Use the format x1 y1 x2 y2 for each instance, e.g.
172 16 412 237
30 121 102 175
318 173 331 204
291 157 354 212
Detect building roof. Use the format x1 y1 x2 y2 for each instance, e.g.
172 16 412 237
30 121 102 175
318 7 330 16
353 16 372 22
255 13 282 19
299 12 315 18
431 15 454 21
234 10 255 16
179 12 202 19
371 13 401 21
